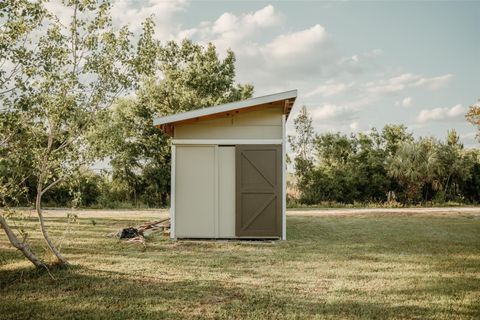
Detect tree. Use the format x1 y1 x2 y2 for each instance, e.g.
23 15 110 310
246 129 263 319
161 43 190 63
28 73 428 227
0 113 45 268
148 40 254 114
466 99 480 140
102 40 253 207
353 131 390 202
313 133 358 203
381 124 414 156
1 0 157 267
289 106 315 161
436 130 474 202
387 138 440 204
459 150 480 203
288 106 315 202
316 132 356 168
0 0 48 268
311 130 391 204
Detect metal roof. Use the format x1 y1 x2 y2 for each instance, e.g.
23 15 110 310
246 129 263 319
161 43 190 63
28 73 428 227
153 89 297 127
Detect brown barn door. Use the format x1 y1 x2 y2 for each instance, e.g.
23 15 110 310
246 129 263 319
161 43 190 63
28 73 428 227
236 145 282 237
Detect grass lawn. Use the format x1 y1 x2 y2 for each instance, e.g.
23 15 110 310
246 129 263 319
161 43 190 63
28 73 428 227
1 208 480 319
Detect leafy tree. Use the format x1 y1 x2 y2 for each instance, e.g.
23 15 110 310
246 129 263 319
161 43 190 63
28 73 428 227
459 150 480 203
289 106 315 161
316 132 356 168
1 0 157 267
312 130 390 204
288 106 315 202
466 99 480 140
313 133 358 203
99 97 171 207
145 40 254 114
39 167 102 207
0 0 47 268
381 124 413 156
102 40 253 207
435 130 474 202
353 131 390 202
387 138 440 203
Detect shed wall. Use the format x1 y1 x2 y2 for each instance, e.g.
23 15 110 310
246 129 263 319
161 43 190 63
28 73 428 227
174 108 283 140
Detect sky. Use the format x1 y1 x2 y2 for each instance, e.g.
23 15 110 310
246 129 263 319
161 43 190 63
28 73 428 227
73 1 480 146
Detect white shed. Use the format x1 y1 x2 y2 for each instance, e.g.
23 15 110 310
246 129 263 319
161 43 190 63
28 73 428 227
154 90 297 239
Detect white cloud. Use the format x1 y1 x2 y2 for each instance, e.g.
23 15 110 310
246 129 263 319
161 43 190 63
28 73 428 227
245 4 282 27
175 6 354 91
306 81 353 97
177 5 283 51
366 73 453 94
212 13 238 33
311 104 355 121
111 0 187 38
414 74 453 90
173 5 393 95
447 104 466 117
45 0 188 39
254 23 341 89
416 104 466 123
263 24 329 61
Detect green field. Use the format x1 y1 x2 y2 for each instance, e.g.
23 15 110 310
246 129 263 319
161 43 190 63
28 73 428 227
1 209 479 319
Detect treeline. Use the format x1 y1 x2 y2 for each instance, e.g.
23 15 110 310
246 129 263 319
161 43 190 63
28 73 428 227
289 106 480 206
16 168 166 209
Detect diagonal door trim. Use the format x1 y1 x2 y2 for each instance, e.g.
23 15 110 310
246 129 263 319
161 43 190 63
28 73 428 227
241 152 275 188
241 194 276 230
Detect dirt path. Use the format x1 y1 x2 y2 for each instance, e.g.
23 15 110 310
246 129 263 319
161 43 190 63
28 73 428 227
288 207 480 217
30 207 480 219
30 208 169 219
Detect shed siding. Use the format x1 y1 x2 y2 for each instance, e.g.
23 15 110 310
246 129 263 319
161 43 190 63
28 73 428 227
218 146 236 237
174 108 283 140
175 146 215 238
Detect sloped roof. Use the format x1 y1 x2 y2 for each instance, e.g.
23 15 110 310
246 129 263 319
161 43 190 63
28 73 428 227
153 90 297 135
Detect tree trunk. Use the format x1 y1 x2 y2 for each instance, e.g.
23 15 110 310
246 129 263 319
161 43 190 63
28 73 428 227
444 174 452 201
0 213 46 268
35 185 69 265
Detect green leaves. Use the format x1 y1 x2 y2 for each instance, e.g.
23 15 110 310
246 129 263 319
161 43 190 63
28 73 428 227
386 131 475 203
289 107 479 205
144 39 253 116
1 0 163 209
466 100 480 140
100 39 253 207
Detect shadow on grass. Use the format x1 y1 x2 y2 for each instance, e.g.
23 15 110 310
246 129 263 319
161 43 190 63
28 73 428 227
3 264 476 320
2 263 480 320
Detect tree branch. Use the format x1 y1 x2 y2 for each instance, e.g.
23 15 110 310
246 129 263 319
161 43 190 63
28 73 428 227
40 176 65 197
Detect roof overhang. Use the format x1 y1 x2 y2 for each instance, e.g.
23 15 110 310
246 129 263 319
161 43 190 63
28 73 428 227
154 90 297 136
